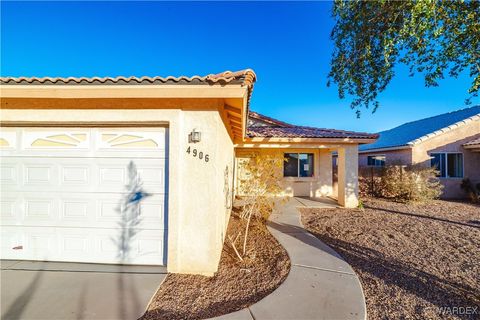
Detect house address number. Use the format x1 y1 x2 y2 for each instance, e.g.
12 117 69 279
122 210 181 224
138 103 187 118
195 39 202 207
186 146 210 162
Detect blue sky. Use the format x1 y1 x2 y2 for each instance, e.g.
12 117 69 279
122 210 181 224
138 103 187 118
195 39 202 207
1 1 477 132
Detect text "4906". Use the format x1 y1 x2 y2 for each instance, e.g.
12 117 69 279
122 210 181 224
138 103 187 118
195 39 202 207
186 147 210 162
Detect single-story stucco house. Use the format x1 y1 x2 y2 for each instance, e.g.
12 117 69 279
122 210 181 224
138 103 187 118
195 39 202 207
359 106 480 199
0 70 377 275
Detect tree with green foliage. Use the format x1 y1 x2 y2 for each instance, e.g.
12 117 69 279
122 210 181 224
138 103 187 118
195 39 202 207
328 0 480 116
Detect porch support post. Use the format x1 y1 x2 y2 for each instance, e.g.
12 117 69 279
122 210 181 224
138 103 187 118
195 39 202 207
316 149 333 197
337 144 359 208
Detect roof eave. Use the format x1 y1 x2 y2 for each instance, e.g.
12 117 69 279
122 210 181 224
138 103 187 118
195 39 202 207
1 85 251 145
0 84 248 99
0 69 257 140
243 137 378 144
463 143 480 149
359 145 412 153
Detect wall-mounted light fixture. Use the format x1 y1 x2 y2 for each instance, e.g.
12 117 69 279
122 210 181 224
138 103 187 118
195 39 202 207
189 129 201 143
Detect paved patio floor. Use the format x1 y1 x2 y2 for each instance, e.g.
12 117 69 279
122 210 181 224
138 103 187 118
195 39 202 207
1 260 167 320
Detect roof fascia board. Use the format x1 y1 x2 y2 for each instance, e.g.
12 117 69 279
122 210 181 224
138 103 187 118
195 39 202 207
0 84 247 99
359 145 412 153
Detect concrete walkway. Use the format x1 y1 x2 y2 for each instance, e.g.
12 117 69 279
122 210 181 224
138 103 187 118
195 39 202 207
1 260 167 320
214 197 366 320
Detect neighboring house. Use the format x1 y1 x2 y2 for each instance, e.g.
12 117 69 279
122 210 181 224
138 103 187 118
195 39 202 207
0 70 377 276
359 106 480 199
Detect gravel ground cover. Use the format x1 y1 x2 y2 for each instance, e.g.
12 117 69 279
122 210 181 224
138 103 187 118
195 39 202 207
141 212 290 320
300 198 480 320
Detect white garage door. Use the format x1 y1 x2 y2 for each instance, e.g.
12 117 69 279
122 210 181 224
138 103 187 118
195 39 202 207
0 127 168 265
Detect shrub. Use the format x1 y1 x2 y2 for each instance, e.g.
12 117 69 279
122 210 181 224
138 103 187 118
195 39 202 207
359 164 443 202
359 166 383 198
460 178 480 203
229 153 284 261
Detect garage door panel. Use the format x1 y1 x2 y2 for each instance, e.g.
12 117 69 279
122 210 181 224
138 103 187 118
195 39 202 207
98 166 127 186
62 166 90 185
25 198 56 221
1 228 25 260
0 127 168 266
59 231 94 261
25 165 54 184
96 159 166 194
0 163 19 185
2 192 165 229
1 226 166 265
25 228 57 259
139 198 166 225
2 158 166 194
95 194 166 230
97 229 166 264
61 200 91 220
117 229 166 264
1 198 17 222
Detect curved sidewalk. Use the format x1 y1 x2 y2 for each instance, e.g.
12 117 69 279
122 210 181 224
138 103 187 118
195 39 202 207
214 197 366 320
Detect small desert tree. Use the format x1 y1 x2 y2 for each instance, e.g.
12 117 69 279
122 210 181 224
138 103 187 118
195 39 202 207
229 153 284 261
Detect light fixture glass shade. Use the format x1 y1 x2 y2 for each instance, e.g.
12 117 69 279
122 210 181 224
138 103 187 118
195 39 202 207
189 129 201 143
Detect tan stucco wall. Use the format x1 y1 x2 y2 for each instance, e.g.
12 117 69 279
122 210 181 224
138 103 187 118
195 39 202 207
412 118 480 199
1 107 234 276
235 148 334 199
173 110 234 275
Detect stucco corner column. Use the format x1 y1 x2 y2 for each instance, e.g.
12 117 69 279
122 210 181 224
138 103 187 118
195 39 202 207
337 145 359 208
316 149 333 197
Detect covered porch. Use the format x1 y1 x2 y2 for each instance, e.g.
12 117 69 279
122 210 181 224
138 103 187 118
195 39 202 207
235 143 360 208
236 111 378 208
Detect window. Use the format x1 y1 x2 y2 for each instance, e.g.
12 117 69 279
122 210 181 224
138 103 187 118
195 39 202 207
367 155 386 167
431 153 446 177
284 153 314 177
430 153 463 178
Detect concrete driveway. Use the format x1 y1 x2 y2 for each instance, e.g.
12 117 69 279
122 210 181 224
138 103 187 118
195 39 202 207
1 260 167 320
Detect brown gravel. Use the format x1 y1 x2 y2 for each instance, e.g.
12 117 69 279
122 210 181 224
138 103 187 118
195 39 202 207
141 213 290 320
300 199 480 320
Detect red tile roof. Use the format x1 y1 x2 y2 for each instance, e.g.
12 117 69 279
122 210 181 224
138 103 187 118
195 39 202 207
248 111 295 127
247 112 378 140
0 69 256 87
